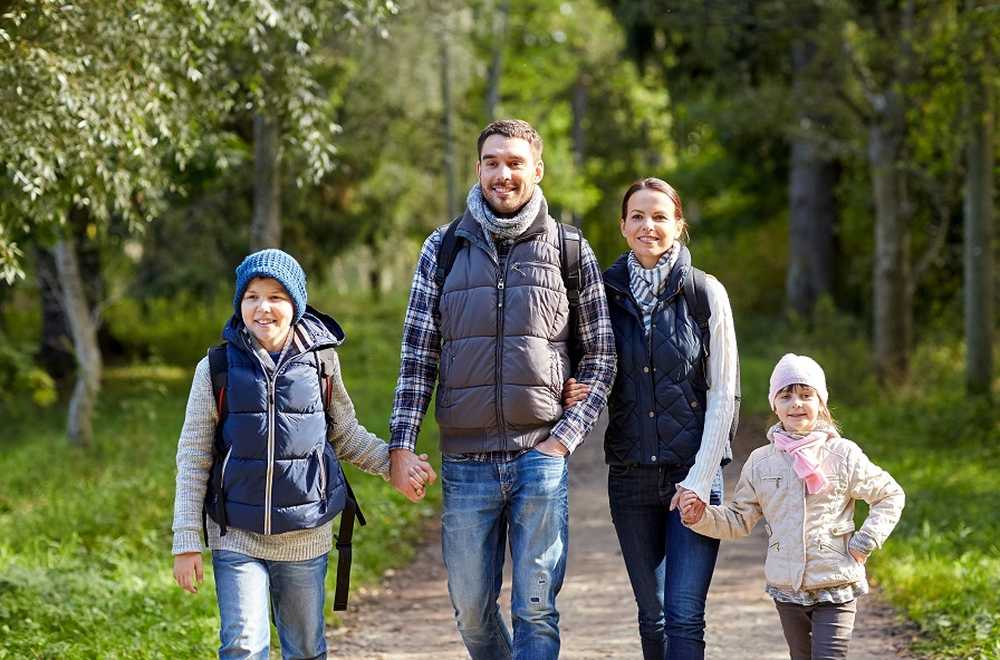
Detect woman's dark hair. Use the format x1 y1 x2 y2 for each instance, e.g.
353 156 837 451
620 177 684 223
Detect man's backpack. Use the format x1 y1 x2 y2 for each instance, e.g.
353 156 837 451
433 218 584 367
206 344 365 611
682 267 741 466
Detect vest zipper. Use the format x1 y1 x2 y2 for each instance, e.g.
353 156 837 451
264 377 276 534
495 262 508 440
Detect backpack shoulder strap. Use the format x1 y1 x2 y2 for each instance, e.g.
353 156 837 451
315 346 339 414
683 267 712 356
558 222 582 309
207 343 229 420
433 217 465 291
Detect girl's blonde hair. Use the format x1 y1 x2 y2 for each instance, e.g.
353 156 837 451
775 383 840 432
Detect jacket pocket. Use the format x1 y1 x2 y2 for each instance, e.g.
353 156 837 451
219 446 234 494
317 446 328 498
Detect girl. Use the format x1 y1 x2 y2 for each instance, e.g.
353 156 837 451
567 177 739 659
680 353 905 660
171 249 434 659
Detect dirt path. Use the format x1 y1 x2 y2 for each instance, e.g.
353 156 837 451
330 415 918 658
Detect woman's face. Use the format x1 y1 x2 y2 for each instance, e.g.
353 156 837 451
620 188 683 268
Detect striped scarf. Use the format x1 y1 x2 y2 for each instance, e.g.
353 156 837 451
627 243 680 334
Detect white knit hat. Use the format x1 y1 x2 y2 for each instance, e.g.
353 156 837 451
768 353 828 409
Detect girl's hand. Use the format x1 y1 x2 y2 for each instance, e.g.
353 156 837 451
674 488 706 524
849 548 868 564
173 552 204 594
561 378 590 408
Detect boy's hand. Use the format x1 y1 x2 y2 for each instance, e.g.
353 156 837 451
174 552 204 594
391 449 437 502
561 378 590 408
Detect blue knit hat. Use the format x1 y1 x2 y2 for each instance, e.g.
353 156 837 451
233 249 308 324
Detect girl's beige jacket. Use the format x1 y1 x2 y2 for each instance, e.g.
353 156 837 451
685 432 905 591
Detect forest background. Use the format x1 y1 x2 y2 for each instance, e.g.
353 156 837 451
0 1 996 657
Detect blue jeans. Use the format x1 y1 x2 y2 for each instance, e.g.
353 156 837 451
441 448 569 660
212 550 328 660
608 465 723 660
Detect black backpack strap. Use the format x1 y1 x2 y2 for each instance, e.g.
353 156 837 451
332 478 367 611
206 343 230 540
558 223 582 309
683 267 712 364
433 217 465 291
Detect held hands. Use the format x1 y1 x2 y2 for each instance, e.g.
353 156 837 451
670 487 706 525
390 449 437 502
561 378 590 408
173 552 204 594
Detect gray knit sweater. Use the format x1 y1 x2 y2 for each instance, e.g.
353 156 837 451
171 351 391 562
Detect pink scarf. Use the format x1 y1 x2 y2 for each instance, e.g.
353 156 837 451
768 425 834 494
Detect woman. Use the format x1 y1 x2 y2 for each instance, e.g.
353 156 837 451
567 178 738 659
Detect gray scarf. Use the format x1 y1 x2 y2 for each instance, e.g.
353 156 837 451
467 183 544 241
627 242 680 334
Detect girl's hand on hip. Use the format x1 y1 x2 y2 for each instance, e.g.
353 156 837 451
849 548 868 564
173 552 204 594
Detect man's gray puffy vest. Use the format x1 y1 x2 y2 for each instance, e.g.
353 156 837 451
436 200 570 453
603 247 707 468
206 312 347 535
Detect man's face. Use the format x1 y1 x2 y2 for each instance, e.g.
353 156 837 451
476 135 543 216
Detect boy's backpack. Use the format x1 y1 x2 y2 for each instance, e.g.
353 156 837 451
682 267 741 466
206 344 365 611
434 218 584 367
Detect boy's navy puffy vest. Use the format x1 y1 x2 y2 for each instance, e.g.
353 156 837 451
205 311 347 536
603 247 708 468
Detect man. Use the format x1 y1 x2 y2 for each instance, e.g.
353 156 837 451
389 119 616 659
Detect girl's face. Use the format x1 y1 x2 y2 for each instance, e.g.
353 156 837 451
240 277 294 352
620 188 684 269
773 384 821 433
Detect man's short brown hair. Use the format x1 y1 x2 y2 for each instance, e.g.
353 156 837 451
477 119 543 160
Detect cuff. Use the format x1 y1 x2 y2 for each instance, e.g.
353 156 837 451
389 429 418 453
849 530 878 556
549 428 579 455
172 530 204 556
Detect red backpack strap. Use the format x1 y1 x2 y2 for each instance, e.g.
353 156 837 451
207 344 229 420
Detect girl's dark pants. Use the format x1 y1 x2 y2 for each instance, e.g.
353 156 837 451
609 464 722 660
773 598 857 660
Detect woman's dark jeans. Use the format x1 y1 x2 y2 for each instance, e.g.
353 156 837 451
609 464 723 660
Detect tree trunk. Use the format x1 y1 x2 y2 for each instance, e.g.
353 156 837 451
53 208 103 447
787 36 837 318
484 0 510 121
868 96 912 384
570 73 588 229
441 24 458 220
251 112 282 250
35 246 76 380
963 45 994 395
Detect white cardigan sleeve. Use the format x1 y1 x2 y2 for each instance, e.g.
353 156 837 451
677 275 738 503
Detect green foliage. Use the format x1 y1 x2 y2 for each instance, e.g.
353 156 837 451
0 292 438 657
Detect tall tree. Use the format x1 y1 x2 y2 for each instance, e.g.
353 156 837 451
962 0 995 395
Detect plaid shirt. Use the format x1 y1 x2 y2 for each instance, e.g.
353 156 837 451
389 223 616 462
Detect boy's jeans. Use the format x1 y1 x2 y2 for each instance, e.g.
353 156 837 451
212 550 328 660
608 465 723 660
441 448 570 660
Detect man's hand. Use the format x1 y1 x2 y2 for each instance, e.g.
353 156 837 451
535 436 569 457
173 552 204 594
561 378 590 409
670 486 706 524
390 449 437 502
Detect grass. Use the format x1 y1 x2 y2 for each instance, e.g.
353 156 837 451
736 306 1000 659
0 290 440 658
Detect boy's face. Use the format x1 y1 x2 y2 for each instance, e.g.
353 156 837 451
240 277 294 352
773 384 820 433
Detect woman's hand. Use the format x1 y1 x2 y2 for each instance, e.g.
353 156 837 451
174 552 204 593
671 487 706 524
562 378 590 408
